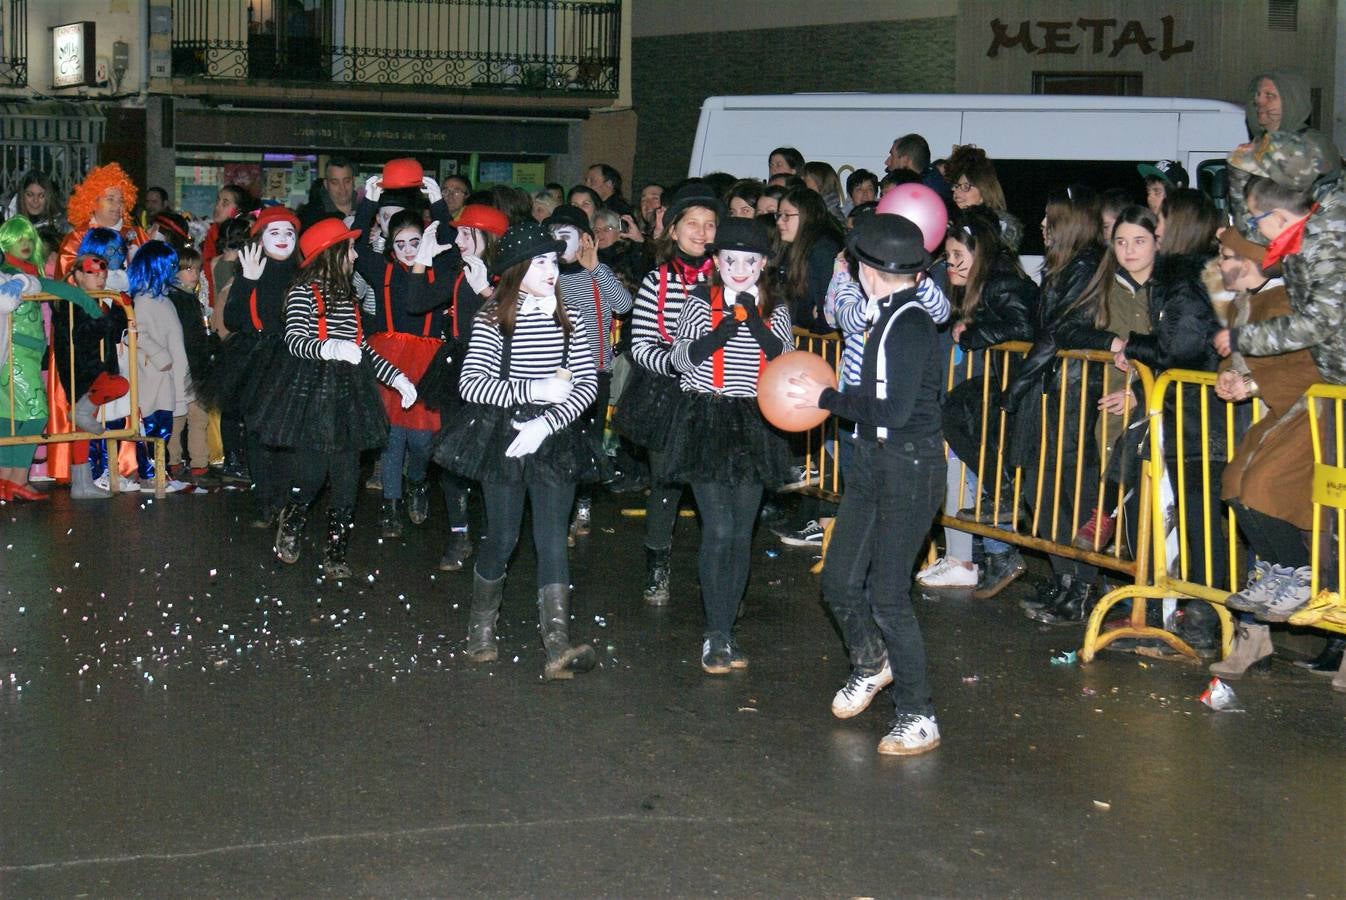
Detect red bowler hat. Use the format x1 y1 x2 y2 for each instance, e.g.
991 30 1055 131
299 218 362 267
250 205 301 237
381 157 424 190
455 204 509 237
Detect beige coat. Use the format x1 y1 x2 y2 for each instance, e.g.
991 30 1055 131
133 292 191 416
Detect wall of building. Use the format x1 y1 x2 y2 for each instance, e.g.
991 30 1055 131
631 16 955 186
1 0 147 99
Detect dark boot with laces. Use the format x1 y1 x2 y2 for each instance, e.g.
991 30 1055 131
379 498 403 539
405 479 429 525
322 506 354 580
274 500 308 564
642 546 671 606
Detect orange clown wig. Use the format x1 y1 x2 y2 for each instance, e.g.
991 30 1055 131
66 162 138 228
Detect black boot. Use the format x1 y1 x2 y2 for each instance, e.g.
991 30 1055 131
1296 636 1346 674
221 449 250 485
1034 576 1095 625
568 495 592 547
973 549 1027 600
956 484 1026 528
323 507 354 579
439 528 474 572
1020 573 1067 612
274 500 308 564
466 570 504 662
406 479 429 525
642 546 671 606
379 498 403 539
538 583 596 680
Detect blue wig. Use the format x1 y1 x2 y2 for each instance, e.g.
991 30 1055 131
127 240 178 298
77 227 128 270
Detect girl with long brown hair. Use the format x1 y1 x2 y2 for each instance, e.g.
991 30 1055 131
775 186 845 332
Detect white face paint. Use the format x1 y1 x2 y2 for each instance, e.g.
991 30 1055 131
715 249 765 293
550 225 581 262
260 222 297 260
376 205 406 237
391 225 422 266
454 225 483 258
521 252 559 298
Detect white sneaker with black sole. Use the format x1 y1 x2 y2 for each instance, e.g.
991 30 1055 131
877 713 941 756
831 663 894 718
779 519 825 548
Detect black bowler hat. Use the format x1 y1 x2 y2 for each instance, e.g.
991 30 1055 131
663 181 725 225
544 204 593 238
490 222 565 277
846 213 929 274
708 217 771 256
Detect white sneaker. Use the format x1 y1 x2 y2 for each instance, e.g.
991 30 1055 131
877 713 941 756
831 663 894 719
94 473 140 493
917 557 978 588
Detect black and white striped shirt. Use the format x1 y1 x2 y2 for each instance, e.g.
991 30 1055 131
671 287 793 398
630 262 709 377
284 283 401 386
458 296 599 434
557 261 632 374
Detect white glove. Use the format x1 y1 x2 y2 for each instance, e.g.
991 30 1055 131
318 339 363 365
239 243 266 280
363 174 383 203
105 269 130 292
413 221 453 268
392 374 418 409
462 254 490 294
505 416 550 458
421 175 442 206
530 376 573 404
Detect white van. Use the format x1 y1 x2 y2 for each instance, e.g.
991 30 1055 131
689 93 1249 257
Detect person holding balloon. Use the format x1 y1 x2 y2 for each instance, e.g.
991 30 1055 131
664 216 794 675
786 213 947 757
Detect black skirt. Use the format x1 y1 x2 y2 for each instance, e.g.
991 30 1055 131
431 402 599 485
415 338 467 414
250 350 389 452
196 330 267 416
661 391 793 487
611 364 687 450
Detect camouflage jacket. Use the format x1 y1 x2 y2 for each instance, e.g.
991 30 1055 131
1232 180 1346 384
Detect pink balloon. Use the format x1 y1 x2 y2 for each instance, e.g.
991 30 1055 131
875 183 948 253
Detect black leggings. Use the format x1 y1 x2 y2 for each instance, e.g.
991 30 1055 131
690 481 762 636
476 480 575 586
247 430 291 513
288 448 359 510
644 450 683 552
1233 502 1309 569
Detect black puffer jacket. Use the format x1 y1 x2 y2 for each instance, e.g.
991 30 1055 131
1123 253 1220 374
957 259 1038 351
1004 246 1106 414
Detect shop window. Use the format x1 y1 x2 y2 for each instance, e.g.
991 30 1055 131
994 159 1148 257
1032 72 1142 97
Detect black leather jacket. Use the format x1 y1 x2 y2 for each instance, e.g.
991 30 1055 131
1124 253 1220 374
958 259 1038 351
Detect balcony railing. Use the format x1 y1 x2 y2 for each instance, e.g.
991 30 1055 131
170 0 620 95
0 0 27 87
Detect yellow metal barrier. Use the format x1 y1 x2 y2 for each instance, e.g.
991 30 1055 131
0 290 166 498
1301 384 1346 634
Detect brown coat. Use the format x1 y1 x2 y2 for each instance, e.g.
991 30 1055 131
1220 281 1322 529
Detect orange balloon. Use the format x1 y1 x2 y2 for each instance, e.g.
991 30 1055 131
757 350 838 432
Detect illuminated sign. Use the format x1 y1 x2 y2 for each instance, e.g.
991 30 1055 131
52 22 96 88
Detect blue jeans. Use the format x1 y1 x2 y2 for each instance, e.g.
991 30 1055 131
822 435 945 716
380 426 433 500
476 479 575 587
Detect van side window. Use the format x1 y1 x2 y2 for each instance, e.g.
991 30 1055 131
995 160 1148 256
1197 160 1228 211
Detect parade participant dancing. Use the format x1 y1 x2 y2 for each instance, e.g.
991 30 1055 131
666 216 793 675
788 214 946 755
198 206 302 524
612 182 722 606
253 218 417 579
432 223 599 681
406 204 508 571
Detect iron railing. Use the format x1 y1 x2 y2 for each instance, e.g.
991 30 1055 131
170 0 620 94
0 0 27 87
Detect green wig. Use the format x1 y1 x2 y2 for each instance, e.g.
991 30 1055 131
0 215 45 270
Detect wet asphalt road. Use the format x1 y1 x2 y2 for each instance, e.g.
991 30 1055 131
1 483 1344 898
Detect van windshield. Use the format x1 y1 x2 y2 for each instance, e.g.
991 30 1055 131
995 160 1149 256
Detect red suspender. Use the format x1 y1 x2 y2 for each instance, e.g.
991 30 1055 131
249 288 262 332
311 282 361 344
450 272 465 340
655 265 673 344
384 262 437 337
590 275 606 365
708 286 764 390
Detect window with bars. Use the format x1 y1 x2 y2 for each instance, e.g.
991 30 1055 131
1268 0 1298 31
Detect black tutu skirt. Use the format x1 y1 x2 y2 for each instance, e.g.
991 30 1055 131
196 330 271 416
661 392 793 487
431 402 599 485
415 338 467 414
611 364 687 450
250 351 389 452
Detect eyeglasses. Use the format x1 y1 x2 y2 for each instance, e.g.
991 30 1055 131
1247 209 1274 228
952 181 976 193
774 211 799 220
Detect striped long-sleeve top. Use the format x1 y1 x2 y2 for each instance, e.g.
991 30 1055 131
557 261 632 374
671 286 793 398
630 260 712 377
829 270 951 388
458 297 599 434
284 283 402 387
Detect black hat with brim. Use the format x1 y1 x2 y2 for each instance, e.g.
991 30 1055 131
544 204 593 238
846 213 930 274
663 182 725 226
491 221 566 278
707 217 771 256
